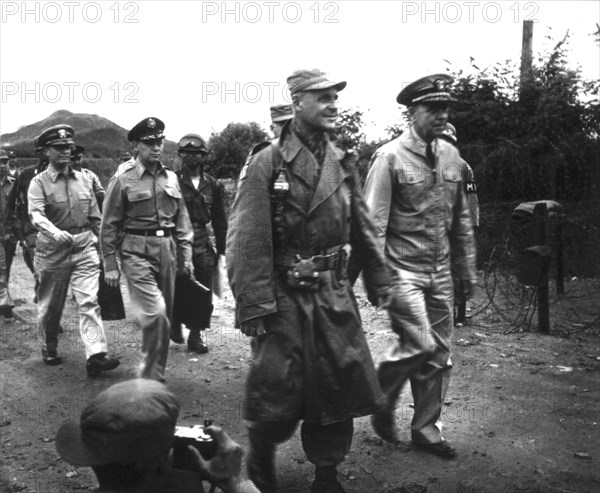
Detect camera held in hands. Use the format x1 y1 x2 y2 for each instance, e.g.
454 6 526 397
172 420 217 470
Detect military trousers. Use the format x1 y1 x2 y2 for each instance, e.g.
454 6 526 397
2 235 17 282
378 262 454 444
247 418 353 468
121 233 176 381
34 230 107 359
0 240 14 316
190 246 215 330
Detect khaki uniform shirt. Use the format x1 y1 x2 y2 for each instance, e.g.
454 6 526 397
28 165 101 238
101 159 193 272
364 126 476 280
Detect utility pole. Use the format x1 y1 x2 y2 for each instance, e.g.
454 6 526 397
519 20 534 99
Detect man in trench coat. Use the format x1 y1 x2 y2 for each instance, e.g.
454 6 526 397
226 69 391 493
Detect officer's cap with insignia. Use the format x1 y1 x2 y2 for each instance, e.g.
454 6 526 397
127 117 165 143
397 74 457 106
440 123 458 144
178 133 208 154
287 69 346 96
36 124 76 148
270 104 293 123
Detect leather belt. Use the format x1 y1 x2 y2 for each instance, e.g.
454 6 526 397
65 226 90 234
125 228 174 237
276 245 346 271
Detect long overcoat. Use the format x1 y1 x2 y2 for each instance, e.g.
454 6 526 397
226 123 389 425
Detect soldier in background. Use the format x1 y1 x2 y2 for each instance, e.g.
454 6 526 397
71 145 105 210
0 150 18 283
101 117 193 381
174 134 227 353
269 103 293 138
0 151 15 320
29 124 119 376
440 123 479 324
4 139 50 299
118 150 133 163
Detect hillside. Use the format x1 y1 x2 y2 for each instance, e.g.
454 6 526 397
0 110 177 158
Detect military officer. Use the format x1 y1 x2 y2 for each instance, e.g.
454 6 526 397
71 145 105 210
101 117 193 381
174 133 227 353
269 103 293 138
28 124 120 375
362 75 477 458
0 150 17 283
227 69 391 493
4 140 50 285
0 150 15 319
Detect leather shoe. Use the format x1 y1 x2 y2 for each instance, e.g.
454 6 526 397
42 354 63 366
371 410 399 444
86 353 120 377
188 333 208 354
414 440 457 459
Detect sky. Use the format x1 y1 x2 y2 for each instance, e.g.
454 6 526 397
1 0 599 142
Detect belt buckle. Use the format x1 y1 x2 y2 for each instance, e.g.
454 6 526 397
156 229 165 237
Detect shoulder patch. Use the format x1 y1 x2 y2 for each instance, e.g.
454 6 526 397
465 181 477 193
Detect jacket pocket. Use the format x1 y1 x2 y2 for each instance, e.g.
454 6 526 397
127 189 154 218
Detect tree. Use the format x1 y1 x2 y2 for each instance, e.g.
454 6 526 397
205 122 270 178
446 32 599 204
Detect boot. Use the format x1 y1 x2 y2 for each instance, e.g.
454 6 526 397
247 433 277 492
311 466 345 493
86 353 120 377
188 330 208 354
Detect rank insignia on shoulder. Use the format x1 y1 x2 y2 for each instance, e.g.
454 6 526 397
465 181 477 193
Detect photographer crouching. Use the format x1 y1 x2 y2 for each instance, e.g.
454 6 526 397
55 379 259 492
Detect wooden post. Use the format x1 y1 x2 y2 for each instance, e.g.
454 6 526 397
556 221 565 295
533 203 550 333
520 20 534 100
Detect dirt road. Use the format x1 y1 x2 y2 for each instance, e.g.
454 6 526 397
1 252 598 492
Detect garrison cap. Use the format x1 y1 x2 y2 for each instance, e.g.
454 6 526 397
72 145 85 158
0 150 9 160
270 104 293 123
397 74 456 106
127 117 165 142
178 133 208 154
441 122 457 144
287 69 346 96
36 124 76 147
55 379 179 466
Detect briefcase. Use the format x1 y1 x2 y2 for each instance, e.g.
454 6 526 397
172 275 210 343
98 267 126 321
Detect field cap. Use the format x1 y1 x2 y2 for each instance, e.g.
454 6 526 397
55 379 179 466
270 104 293 123
178 133 208 154
441 122 458 143
128 117 165 142
287 69 346 96
37 124 75 147
72 145 85 158
0 150 9 161
397 74 457 106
